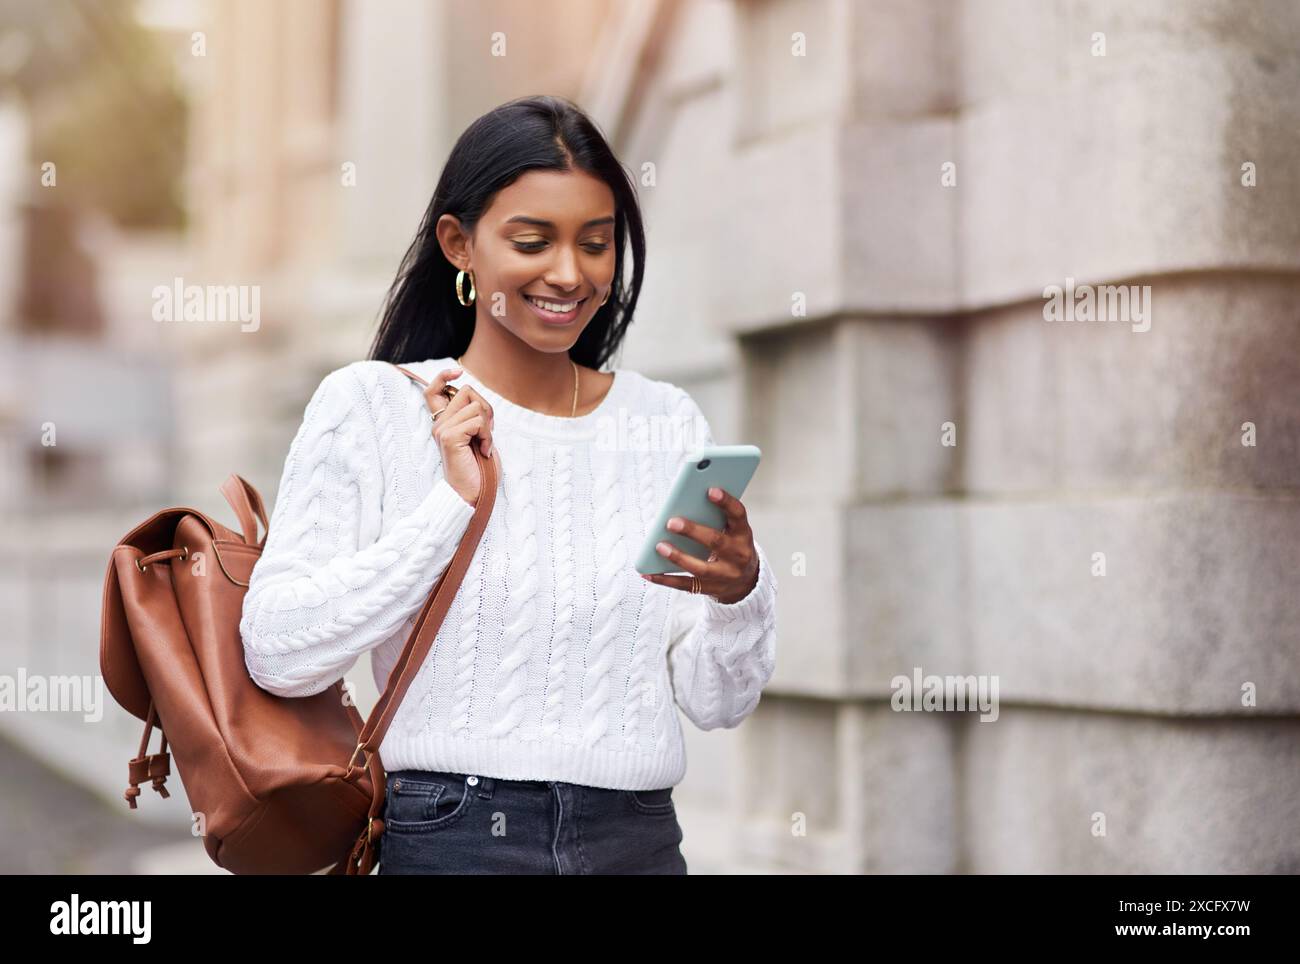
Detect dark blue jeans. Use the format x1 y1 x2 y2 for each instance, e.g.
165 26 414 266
376 769 688 874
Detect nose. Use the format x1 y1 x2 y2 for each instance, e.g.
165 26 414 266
543 245 584 293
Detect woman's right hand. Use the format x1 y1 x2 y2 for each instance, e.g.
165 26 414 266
426 367 495 507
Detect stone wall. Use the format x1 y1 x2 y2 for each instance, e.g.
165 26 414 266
176 0 1300 872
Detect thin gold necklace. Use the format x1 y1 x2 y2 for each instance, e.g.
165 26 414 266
456 355 580 417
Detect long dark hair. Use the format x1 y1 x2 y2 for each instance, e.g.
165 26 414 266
367 95 646 370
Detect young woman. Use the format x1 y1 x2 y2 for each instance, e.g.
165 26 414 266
239 95 778 874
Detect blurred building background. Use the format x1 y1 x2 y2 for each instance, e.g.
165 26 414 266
0 0 1296 873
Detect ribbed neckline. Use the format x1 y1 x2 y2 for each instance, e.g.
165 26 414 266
415 356 627 440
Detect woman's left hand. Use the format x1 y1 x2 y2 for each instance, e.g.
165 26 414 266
640 487 760 604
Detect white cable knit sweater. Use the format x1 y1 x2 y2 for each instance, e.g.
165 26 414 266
239 357 778 790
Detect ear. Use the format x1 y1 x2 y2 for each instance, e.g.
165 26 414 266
434 213 472 270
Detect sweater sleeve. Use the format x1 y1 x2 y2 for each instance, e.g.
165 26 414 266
240 363 477 698
663 388 778 731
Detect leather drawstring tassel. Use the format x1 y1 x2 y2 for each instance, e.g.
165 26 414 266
124 701 171 808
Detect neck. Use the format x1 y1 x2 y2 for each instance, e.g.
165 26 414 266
457 326 578 415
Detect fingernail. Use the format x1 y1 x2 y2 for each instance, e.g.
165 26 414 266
666 518 683 532
709 488 721 500
656 541 671 555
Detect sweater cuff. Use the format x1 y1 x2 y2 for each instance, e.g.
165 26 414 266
426 475 478 531
702 541 776 623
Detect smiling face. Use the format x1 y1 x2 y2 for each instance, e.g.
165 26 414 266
438 167 617 354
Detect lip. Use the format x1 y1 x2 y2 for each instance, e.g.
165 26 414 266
523 293 586 325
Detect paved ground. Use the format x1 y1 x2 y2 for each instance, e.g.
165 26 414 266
0 730 187 874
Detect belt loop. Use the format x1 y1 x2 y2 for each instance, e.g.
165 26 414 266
476 776 495 799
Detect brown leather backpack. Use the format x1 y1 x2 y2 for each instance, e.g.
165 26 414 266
98 362 496 874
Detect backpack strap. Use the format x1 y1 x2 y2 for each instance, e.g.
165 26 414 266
343 361 498 779
333 360 498 873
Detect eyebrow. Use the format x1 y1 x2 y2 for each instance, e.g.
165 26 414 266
504 215 615 229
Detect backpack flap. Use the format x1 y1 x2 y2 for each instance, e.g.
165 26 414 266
100 508 193 723
100 551 152 722
99 500 237 722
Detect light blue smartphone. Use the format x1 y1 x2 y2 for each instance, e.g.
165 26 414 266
633 444 762 575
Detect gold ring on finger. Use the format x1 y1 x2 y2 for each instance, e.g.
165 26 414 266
431 385 458 422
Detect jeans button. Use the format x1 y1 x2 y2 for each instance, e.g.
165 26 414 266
467 775 479 786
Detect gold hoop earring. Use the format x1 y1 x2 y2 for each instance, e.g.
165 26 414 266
456 269 477 306
600 288 611 306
